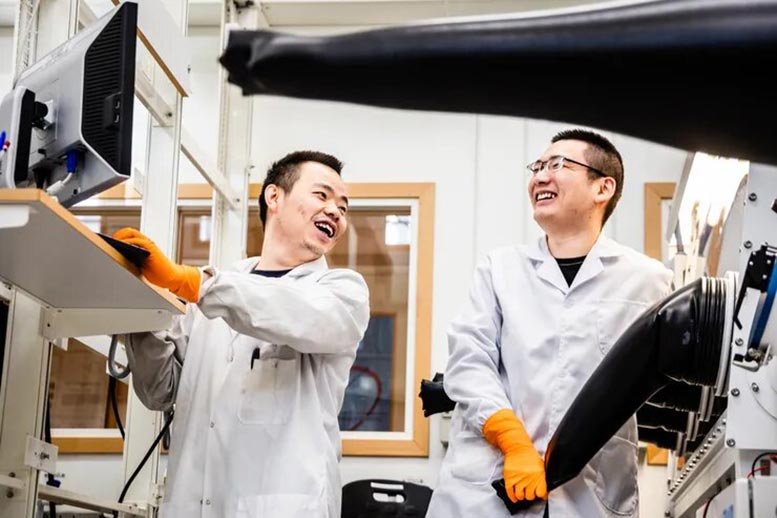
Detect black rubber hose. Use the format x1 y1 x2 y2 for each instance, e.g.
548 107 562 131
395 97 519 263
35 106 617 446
219 0 777 165
544 277 727 491
638 427 680 450
697 418 717 438
711 396 728 417
646 382 703 412
637 405 690 434
686 419 719 452
655 278 727 387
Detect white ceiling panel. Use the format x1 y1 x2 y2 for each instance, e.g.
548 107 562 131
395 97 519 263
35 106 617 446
0 0 621 30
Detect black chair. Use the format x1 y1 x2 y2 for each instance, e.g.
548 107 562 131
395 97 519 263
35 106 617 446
342 479 433 518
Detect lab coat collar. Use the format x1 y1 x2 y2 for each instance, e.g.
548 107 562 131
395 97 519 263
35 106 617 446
526 233 623 261
240 255 329 278
287 255 329 278
527 234 624 294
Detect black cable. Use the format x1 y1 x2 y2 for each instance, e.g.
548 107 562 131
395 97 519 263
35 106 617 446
749 451 777 478
702 492 716 518
108 335 131 380
113 410 174 518
108 376 125 440
702 453 777 518
44 398 57 518
162 410 172 451
702 485 728 518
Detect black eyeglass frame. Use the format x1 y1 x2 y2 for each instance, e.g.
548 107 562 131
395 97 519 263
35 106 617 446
526 155 607 178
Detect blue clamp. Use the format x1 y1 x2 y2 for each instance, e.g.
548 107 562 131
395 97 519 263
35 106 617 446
66 150 79 174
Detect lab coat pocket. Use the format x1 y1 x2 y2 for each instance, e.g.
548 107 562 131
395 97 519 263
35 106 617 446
596 300 649 356
237 357 298 425
448 431 501 486
236 494 324 518
592 435 638 516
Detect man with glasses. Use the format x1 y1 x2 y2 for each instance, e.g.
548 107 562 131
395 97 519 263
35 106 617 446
427 129 672 517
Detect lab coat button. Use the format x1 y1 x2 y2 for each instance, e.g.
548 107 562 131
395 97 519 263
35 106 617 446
209 421 215 428
205 499 211 506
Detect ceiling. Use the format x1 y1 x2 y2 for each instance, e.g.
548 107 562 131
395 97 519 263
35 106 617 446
0 0 631 29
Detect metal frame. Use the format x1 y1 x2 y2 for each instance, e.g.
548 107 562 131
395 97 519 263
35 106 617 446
209 2 256 268
0 0 259 516
120 0 188 511
42 308 174 340
666 163 777 517
0 290 51 517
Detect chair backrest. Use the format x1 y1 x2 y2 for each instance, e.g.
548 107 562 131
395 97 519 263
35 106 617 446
342 479 433 518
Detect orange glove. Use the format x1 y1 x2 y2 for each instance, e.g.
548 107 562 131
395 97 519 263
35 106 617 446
113 228 201 303
483 409 548 503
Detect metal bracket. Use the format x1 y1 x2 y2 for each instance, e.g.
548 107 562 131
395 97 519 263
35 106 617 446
733 342 771 372
233 0 256 9
41 308 175 339
36 484 146 516
0 282 12 302
24 436 57 475
151 481 166 508
731 287 765 372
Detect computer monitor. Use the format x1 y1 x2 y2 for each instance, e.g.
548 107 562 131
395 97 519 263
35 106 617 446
0 1 137 207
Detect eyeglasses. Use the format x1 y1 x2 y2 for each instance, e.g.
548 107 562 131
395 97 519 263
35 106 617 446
526 155 606 177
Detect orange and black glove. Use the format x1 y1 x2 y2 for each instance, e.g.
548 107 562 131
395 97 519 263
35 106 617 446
113 228 201 303
483 409 548 503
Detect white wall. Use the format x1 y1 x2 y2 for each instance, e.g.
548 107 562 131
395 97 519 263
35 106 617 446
0 27 13 92
178 26 222 183
6 24 686 517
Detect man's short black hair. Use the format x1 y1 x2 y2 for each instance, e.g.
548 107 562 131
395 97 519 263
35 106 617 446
551 129 624 225
258 150 343 227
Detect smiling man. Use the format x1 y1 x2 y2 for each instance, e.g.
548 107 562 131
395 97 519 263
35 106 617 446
427 130 672 517
114 151 370 518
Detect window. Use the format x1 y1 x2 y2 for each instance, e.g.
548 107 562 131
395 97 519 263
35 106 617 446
52 182 435 457
168 184 435 455
49 211 140 436
182 205 416 436
330 209 411 433
177 209 212 266
51 207 209 450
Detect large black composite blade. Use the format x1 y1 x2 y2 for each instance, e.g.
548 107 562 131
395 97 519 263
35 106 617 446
544 277 727 490
220 0 777 164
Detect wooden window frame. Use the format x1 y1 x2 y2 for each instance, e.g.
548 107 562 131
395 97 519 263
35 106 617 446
644 182 676 262
54 182 435 457
643 182 676 465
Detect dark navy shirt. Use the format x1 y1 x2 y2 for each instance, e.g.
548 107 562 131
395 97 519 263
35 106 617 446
250 269 292 278
555 256 587 286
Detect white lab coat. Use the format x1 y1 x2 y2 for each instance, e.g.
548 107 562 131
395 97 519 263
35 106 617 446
125 256 370 518
426 235 673 518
